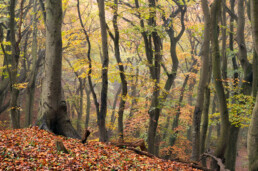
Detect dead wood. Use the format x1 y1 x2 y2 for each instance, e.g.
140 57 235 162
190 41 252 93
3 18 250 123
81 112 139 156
202 153 230 171
111 140 210 170
111 139 147 151
55 140 69 154
126 147 155 157
81 129 91 144
168 158 212 171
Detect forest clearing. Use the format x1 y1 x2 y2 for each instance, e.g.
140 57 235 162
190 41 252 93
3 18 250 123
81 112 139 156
0 0 258 170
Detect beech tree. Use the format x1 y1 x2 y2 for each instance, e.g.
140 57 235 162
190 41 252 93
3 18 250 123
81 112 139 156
40 0 80 139
96 0 109 142
210 0 230 166
191 0 211 161
124 0 187 154
248 0 258 170
107 0 128 142
9 0 21 129
1 1 258 169
25 0 41 127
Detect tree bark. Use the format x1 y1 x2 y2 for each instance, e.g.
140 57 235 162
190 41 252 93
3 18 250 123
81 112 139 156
251 0 258 99
211 0 230 167
248 95 258 170
224 1 240 170
97 0 109 142
225 125 239 170
129 0 186 154
200 87 211 166
248 0 258 170
84 85 91 129
0 20 11 110
247 93 258 171
225 1 251 169
41 0 80 139
191 0 211 161
76 0 102 141
25 0 39 127
129 62 139 118
9 0 21 129
147 0 186 155
64 58 84 135
237 0 252 78
77 80 83 135
145 0 162 154
109 0 128 142
110 85 122 127
252 51 258 99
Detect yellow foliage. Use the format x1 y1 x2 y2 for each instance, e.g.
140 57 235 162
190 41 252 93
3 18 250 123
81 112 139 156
13 82 28 90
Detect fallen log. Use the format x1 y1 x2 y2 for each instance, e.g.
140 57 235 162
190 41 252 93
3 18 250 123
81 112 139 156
202 153 230 171
111 140 211 171
126 147 155 158
111 139 147 151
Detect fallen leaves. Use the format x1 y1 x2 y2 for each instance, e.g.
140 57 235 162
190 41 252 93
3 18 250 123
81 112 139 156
0 127 201 170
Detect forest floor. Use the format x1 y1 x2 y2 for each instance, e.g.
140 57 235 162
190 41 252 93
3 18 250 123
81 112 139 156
0 127 202 170
235 147 248 171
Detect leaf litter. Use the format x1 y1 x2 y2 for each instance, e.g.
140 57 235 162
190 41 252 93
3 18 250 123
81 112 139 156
0 127 201 170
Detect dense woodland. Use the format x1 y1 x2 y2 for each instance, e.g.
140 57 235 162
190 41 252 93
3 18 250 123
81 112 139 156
0 0 258 170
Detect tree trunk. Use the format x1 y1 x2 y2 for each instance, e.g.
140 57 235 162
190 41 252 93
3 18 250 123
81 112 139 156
224 1 240 170
200 31 212 166
237 0 252 78
248 0 258 170
225 125 239 170
221 0 228 95
146 0 162 154
206 125 213 150
110 85 121 127
191 0 211 161
154 134 161 157
252 51 258 99
211 0 230 167
225 1 251 169
206 95 217 149
248 94 258 170
9 0 20 129
25 0 38 127
129 64 139 118
251 0 258 98
77 80 83 135
77 0 103 141
110 0 128 142
97 0 109 142
132 0 185 154
41 0 80 139
148 85 161 154
0 28 10 115
84 86 91 129
200 87 211 166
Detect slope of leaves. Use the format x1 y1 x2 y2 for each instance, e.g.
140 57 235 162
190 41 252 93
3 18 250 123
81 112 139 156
0 127 200 170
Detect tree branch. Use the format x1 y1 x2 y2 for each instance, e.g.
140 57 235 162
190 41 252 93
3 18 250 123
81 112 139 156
202 153 230 171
